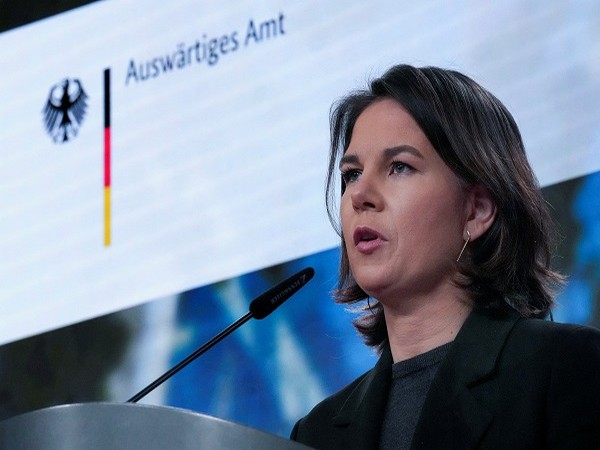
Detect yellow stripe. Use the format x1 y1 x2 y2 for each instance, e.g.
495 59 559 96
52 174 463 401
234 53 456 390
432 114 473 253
104 186 111 246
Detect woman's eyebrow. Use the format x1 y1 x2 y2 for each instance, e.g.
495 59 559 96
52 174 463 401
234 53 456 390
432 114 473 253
339 145 424 169
384 145 424 160
339 153 359 169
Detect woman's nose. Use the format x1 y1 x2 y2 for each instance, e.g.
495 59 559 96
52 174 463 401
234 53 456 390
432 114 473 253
350 174 383 212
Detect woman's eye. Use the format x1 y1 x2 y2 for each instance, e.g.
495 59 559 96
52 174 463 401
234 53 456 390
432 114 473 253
341 168 361 184
391 161 412 174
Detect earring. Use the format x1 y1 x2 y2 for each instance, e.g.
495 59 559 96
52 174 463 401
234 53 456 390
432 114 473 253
456 230 471 262
367 298 376 316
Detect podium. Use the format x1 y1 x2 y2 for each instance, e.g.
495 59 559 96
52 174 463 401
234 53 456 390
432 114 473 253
0 402 313 449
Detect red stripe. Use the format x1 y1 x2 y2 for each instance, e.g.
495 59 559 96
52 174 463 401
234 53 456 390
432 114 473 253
104 127 111 187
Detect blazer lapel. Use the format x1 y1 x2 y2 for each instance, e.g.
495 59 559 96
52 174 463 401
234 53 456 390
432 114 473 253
411 307 522 449
331 346 393 449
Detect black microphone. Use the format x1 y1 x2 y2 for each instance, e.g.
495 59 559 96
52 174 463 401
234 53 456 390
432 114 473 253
127 267 315 403
250 267 314 319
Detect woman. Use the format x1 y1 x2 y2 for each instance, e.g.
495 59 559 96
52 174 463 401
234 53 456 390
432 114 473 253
291 65 600 449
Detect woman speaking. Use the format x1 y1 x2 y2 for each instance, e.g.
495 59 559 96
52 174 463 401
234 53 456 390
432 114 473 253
291 64 600 449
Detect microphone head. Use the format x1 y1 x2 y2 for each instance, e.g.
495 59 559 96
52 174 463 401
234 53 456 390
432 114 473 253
249 267 315 319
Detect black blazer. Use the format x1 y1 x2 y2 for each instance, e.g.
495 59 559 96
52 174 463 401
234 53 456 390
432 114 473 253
291 307 600 449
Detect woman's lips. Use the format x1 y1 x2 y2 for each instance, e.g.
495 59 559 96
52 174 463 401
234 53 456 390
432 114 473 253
353 226 387 254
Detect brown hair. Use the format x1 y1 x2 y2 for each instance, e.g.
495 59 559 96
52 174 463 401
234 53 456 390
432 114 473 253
326 65 562 351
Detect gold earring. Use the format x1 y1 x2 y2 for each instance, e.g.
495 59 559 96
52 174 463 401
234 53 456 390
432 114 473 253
456 230 471 262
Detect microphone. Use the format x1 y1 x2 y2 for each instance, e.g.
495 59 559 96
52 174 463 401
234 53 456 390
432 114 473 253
127 267 315 403
250 267 314 319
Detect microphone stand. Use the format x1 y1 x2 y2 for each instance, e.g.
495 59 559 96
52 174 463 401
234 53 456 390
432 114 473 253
126 267 314 403
127 311 252 403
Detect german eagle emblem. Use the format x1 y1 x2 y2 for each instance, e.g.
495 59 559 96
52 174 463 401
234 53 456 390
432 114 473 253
43 78 88 143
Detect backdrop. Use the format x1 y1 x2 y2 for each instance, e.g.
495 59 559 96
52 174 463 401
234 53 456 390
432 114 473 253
0 0 599 438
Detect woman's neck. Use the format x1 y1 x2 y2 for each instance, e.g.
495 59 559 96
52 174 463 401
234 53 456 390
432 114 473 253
382 289 473 363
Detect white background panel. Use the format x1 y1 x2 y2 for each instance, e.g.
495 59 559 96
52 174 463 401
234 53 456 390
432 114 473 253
0 0 599 344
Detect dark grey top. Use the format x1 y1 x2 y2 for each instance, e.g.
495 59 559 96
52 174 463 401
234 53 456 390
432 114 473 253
379 342 452 450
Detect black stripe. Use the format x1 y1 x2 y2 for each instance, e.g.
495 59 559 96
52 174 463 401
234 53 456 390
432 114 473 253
103 68 110 128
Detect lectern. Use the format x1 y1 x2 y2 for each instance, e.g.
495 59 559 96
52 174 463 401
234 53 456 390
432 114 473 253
0 402 313 449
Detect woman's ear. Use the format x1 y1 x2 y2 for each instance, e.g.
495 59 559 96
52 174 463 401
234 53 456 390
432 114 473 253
464 184 496 241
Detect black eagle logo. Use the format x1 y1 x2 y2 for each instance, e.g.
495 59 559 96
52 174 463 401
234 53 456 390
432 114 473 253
43 78 88 143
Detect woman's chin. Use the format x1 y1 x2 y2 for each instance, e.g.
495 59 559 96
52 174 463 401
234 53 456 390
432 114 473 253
354 276 394 302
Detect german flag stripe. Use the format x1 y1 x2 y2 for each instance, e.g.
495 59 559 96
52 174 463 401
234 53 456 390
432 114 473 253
104 68 111 246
